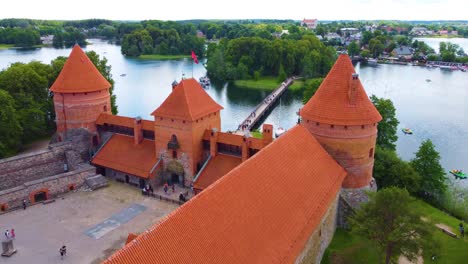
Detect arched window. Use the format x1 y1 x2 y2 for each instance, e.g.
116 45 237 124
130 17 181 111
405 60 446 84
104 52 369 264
172 150 177 159
104 105 107 112
369 148 374 158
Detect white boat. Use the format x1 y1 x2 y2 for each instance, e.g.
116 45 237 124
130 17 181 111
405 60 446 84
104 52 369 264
367 58 378 66
275 127 286 138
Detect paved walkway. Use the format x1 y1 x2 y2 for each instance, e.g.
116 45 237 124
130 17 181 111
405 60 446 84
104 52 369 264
0 182 177 264
236 77 294 133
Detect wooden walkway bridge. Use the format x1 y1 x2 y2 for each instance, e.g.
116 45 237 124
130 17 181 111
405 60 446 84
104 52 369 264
236 77 295 133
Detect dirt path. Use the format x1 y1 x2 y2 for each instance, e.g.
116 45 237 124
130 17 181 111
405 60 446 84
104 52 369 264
435 223 454 233
399 255 423 264
18 138 50 154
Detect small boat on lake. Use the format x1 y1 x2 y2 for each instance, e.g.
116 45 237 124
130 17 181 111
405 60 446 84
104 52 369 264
402 128 413 135
120 74 126 77
425 79 431 82
449 170 467 179
367 58 378 66
275 127 286 138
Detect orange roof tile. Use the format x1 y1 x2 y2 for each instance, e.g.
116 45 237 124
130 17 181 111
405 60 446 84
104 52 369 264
301 54 382 125
96 113 154 131
104 125 346 264
151 78 223 121
91 134 157 178
125 233 138 245
50 45 111 93
193 154 242 191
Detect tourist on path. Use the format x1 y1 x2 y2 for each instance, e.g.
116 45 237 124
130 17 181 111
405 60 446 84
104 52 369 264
460 223 465 238
172 184 175 193
10 229 15 239
60 245 67 260
163 183 168 194
23 199 27 210
4 230 10 239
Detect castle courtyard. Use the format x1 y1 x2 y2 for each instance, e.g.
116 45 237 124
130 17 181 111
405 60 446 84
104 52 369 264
0 182 178 264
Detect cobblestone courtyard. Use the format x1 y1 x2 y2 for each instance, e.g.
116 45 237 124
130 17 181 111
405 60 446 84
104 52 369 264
0 182 178 263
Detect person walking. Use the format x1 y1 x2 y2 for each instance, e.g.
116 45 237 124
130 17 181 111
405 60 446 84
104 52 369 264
163 182 168 194
172 183 175 193
23 199 27 210
460 223 465 238
10 229 15 239
59 245 67 260
4 230 9 240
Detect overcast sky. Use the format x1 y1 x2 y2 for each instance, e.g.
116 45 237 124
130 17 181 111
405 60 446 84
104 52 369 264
1 0 466 21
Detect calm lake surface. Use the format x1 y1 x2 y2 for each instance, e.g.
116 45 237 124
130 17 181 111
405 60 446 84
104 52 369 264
0 39 467 187
414 37 468 53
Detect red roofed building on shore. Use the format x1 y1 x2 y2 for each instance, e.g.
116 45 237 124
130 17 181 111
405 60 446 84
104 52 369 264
50 49 382 263
50 45 111 141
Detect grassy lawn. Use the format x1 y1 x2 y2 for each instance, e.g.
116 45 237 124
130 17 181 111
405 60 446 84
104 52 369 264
250 130 263 139
422 35 463 39
234 77 304 91
138 54 190 60
0 44 15 49
322 200 468 263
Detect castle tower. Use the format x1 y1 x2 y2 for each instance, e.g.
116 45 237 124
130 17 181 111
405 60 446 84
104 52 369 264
50 45 111 141
151 78 223 186
300 54 382 189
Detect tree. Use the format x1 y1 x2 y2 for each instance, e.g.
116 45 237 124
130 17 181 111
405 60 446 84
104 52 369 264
347 41 360 57
369 38 384 58
411 139 446 204
350 187 433 264
373 147 421 194
302 78 323 104
0 90 22 158
277 64 287 83
370 95 399 151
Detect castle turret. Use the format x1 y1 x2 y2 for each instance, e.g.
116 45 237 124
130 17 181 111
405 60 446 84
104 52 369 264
151 78 223 186
300 54 382 189
50 45 111 141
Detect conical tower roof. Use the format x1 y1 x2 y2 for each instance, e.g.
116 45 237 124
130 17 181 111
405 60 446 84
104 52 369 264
151 78 223 121
50 45 111 93
301 54 382 125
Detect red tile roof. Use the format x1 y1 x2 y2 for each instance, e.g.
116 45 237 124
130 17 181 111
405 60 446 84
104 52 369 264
50 45 111 93
91 134 157 178
151 78 223 121
301 54 382 125
193 154 242 191
96 113 154 131
104 125 346 264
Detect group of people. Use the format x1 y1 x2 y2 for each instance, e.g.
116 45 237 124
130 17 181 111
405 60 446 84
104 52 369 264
163 182 176 194
4 229 15 240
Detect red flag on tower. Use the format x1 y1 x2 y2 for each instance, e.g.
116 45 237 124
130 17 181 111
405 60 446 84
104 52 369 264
191 50 199 64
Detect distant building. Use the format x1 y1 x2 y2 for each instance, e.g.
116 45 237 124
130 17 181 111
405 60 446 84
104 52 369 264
450 31 458 36
364 24 377 33
410 27 429 36
340 28 360 35
40 35 54 45
301 18 318 30
325 32 342 44
438 30 448 35
272 29 289 38
393 45 414 58
196 30 205 38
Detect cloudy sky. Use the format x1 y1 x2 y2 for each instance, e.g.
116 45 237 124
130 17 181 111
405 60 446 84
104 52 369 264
1 0 466 21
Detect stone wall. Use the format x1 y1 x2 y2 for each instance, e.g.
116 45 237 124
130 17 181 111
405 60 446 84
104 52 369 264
0 164 95 210
295 193 339 264
0 143 73 191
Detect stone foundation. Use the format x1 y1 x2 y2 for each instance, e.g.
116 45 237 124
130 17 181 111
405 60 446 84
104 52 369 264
337 179 377 228
295 193 339 264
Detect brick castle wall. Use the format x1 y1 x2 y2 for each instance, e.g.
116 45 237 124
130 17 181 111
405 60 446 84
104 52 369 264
301 121 378 188
54 90 111 137
295 193 339 264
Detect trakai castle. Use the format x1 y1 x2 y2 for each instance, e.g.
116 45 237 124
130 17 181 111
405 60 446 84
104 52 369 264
2 45 383 263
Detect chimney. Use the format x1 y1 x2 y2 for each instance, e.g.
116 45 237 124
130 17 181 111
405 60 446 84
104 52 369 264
241 136 249 162
210 128 218 157
348 73 359 106
262 124 273 145
134 117 143 145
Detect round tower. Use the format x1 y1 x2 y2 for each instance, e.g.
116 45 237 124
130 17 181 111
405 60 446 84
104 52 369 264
50 45 111 141
300 54 382 189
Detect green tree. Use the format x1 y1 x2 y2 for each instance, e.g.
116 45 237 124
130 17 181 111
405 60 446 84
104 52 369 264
350 187 433 264
411 139 446 204
347 41 360 57
302 78 323 104
0 90 23 158
373 147 421 194
370 95 399 150
360 50 370 58
277 64 287 83
369 38 384 58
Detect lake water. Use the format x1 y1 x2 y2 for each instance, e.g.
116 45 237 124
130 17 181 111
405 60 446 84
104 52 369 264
0 39 467 188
